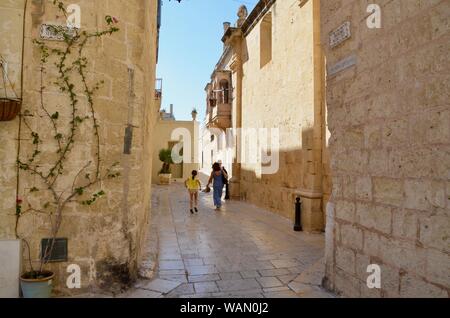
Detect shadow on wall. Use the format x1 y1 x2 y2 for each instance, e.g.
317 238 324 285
236 128 332 231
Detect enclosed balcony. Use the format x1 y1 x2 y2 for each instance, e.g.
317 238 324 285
206 78 232 130
208 103 231 130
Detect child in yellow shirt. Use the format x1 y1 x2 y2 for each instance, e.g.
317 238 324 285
185 170 201 214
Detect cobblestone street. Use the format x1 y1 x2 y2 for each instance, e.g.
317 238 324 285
123 180 335 298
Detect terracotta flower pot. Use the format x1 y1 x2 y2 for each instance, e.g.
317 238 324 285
0 98 21 121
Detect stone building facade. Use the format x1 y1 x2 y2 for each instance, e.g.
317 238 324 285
321 0 450 297
204 0 329 232
201 34 234 177
0 0 160 295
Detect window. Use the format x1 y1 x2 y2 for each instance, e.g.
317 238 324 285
260 12 272 68
219 80 229 104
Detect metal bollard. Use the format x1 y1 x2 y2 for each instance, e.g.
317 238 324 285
294 197 302 231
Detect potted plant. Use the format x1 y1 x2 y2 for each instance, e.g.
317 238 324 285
19 269 55 298
14 2 120 298
191 108 198 121
158 148 173 185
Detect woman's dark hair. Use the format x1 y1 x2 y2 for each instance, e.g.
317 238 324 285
212 163 221 172
191 170 198 180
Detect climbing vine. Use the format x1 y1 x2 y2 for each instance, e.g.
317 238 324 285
16 0 120 277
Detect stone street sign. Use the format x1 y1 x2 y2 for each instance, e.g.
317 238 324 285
40 24 78 41
328 54 357 76
329 21 351 48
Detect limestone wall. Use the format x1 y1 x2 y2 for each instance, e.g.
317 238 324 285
0 0 25 99
322 0 449 297
238 0 327 230
0 0 159 295
0 0 25 239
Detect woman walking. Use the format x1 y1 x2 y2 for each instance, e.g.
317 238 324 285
206 162 228 211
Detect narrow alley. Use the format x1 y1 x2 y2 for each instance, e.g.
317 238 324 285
123 176 334 298
2 0 447 302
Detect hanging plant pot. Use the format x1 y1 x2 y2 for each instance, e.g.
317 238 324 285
0 98 22 121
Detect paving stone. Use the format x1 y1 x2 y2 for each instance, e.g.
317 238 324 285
240 270 260 279
159 254 182 261
186 265 218 276
287 266 308 275
184 258 204 266
263 286 291 293
256 276 283 288
288 281 315 293
158 274 188 283
278 274 297 284
212 289 264 298
167 283 195 296
263 290 301 298
194 282 220 293
203 257 229 265
159 260 185 270
217 279 261 292
136 278 182 294
158 269 187 276
258 268 291 277
288 281 334 298
184 293 213 298
144 183 333 299
188 274 221 283
293 258 325 286
182 253 200 259
270 259 301 268
244 261 275 271
126 289 162 298
219 272 243 280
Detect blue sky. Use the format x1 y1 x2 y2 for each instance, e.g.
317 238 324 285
157 0 258 121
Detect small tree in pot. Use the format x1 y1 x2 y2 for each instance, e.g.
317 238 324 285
158 148 174 185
